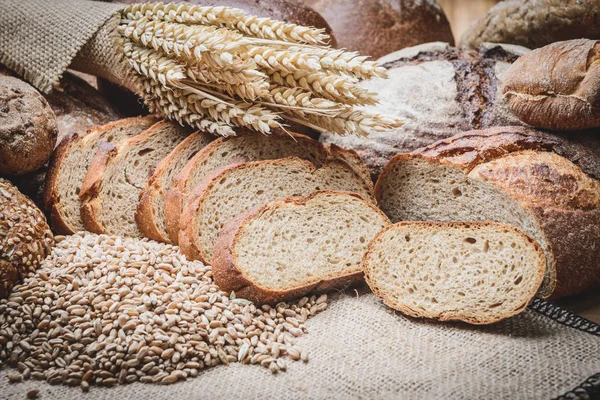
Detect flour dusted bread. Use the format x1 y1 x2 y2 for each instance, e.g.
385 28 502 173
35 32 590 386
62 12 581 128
79 120 191 237
44 116 156 234
213 191 390 303
363 222 545 325
179 157 374 263
136 130 214 243
165 131 370 243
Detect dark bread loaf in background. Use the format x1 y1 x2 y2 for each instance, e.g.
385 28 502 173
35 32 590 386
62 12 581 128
320 42 530 178
460 0 600 50
503 39 600 131
303 0 454 58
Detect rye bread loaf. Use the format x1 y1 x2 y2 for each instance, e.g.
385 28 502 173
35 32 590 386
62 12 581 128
213 191 390 303
45 116 157 234
0 178 54 299
179 157 375 263
165 131 370 244
0 76 58 176
374 126 600 300
136 130 214 243
363 221 546 325
320 42 530 178
503 39 600 131
303 0 453 58
80 120 192 237
460 0 600 51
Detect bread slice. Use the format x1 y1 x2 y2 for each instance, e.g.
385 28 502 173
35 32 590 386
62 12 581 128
44 116 157 234
363 222 545 325
135 130 214 242
212 191 390 303
179 157 375 263
79 120 191 237
165 131 372 244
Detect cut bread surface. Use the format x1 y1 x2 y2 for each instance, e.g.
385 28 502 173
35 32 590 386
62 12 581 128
212 191 390 303
44 116 156 234
80 120 191 237
179 157 375 263
136 130 214 242
363 222 545 325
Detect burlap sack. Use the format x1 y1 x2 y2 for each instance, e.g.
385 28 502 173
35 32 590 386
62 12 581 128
1 291 599 399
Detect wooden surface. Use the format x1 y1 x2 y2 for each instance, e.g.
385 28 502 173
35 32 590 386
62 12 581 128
558 291 600 324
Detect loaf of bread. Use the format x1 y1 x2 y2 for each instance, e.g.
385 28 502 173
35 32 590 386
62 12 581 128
213 191 390 303
461 0 600 50
80 120 190 238
0 76 57 176
503 39 600 131
179 157 374 263
0 179 54 299
375 126 600 300
320 42 529 178
303 0 454 58
45 116 157 234
363 222 545 325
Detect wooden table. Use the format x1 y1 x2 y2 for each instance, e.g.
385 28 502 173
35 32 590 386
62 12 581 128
558 291 600 324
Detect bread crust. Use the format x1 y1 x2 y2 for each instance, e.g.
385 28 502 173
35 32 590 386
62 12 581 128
212 191 387 304
363 221 546 325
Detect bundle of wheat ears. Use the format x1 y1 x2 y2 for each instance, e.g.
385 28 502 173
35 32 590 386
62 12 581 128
117 2 402 136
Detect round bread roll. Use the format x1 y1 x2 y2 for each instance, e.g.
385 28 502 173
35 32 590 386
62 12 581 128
0 76 58 176
0 178 54 299
303 0 454 58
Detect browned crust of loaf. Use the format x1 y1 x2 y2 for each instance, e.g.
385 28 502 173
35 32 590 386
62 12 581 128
327 143 374 186
212 191 384 304
502 39 600 131
44 132 80 235
79 142 118 234
362 221 546 325
0 260 18 300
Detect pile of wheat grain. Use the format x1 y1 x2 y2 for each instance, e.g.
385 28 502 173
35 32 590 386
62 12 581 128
118 2 402 137
0 233 327 391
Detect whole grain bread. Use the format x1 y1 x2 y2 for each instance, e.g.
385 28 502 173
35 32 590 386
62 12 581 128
303 0 453 59
44 116 157 234
363 221 545 325
460 0 600 50
320 42 530 178
165 131 371 244
136 130 214 243
503 39 600 131
375 126 600 299
79 120 191 238
179 157 375 263
212 191 390 303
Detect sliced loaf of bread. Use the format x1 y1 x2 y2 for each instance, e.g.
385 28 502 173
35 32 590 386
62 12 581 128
363 222 545 325
44 116 157 234
136 130 214 242
165 131 372 244
79 120 191 237
179 157 375 263
213 191 390 304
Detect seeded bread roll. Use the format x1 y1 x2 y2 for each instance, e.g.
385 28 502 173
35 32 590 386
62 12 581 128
375 126 600 299
213 191 390 303
179 157 375 263
0 178 54 299
363 222 545 325
0 76 58 176
503 39 600 131
303 0 454 58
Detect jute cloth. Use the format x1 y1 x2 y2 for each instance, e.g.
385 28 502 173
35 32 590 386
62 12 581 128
1 292 599 399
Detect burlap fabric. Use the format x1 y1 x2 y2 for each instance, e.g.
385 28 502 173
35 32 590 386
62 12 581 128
1 291 599 399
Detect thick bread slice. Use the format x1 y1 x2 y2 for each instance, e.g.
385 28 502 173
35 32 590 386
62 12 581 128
363 222 545 325
212 191 390 304
44 116 157 234
165 131 372 244
179 157 375 263
136 131 214 242
79 120 191 237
